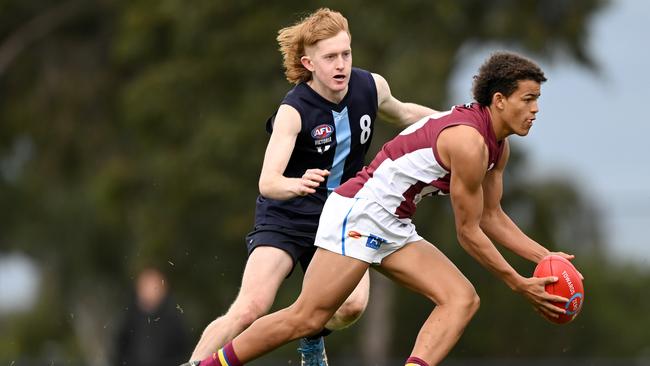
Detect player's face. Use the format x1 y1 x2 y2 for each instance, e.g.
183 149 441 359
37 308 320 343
501 79 541 136
302 31 352 100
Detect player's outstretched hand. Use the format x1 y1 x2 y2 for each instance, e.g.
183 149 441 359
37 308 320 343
293 169 330 196
519 276 569 320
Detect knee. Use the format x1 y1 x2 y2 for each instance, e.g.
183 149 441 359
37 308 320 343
279 292 348 337
227 299 269 329
326 296 367 330
464 290 480 317
448 285 480 319
300 316 331 336
288 305 332 337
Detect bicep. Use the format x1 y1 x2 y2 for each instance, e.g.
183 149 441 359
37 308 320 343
373 73 437 127
260 105 301 179
444 128 489 232
373 73 403 124
482 140 510 214
450 162 485 232
482 170 503 215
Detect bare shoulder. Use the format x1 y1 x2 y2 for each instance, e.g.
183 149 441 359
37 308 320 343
276 103 300 119
439 125 486 154
273 104 302 134
371 72 390 102
438 125 487 169
370 72 388 88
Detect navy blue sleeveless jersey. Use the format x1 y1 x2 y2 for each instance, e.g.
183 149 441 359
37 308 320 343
253 67 379 235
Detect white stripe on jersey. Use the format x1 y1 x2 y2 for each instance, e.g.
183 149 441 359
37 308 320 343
355 146 448 214
399 110 452 136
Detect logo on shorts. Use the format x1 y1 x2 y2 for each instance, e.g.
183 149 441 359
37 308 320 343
366 234 387 250
347 230 362 239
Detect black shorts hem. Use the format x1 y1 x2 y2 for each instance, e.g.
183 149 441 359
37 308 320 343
245 225 317 277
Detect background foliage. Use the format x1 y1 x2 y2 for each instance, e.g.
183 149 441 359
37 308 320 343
2 0 649 365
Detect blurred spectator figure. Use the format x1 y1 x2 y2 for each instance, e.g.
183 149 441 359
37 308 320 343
114 267 191 366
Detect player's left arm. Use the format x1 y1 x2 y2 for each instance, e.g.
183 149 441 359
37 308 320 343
480 140 574 263
372 73 438 127
447 133 569 318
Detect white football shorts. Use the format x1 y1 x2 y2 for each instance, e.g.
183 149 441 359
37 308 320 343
314 192 423 264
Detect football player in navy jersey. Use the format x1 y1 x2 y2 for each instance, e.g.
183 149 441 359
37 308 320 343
186 8 437 366
191 52 580 366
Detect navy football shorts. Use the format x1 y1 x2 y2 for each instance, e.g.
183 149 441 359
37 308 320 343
245 224 317 277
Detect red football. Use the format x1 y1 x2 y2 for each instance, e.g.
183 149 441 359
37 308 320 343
533 255 584 324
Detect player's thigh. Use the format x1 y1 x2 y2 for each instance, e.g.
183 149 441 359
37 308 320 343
296 248 370 318
378 240 475 305
232 246 294 312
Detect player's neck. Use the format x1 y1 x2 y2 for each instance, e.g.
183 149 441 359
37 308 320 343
307 79 347 104
487 105 508 141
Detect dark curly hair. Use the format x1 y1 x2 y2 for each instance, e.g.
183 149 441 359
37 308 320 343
472 52 547 106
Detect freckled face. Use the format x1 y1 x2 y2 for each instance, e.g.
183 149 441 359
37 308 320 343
301 31 352 101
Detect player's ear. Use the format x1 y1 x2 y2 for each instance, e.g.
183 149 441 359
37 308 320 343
300 55 314 72
492 92 505 110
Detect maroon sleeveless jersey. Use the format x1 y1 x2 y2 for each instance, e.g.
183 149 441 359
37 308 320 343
336 103 505 219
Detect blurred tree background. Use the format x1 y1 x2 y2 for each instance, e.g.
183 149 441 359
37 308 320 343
1 0 649 365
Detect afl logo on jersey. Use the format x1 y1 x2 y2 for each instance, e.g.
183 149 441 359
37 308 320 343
311 124 334 139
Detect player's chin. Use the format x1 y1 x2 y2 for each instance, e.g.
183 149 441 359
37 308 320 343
517 127 532 136
330 79 348 90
